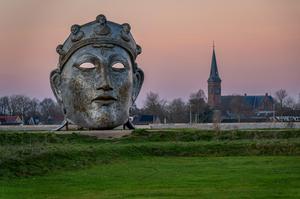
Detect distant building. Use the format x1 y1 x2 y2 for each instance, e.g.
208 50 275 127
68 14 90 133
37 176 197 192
27 117 40 125
221 93 274 112
132 115 160 125
274 110 300 122
207 44 222 108
0 116 23 125
207 45 274 122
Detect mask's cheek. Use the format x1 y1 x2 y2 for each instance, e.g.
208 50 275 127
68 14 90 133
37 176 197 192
117 79 132 106
68 77 92 113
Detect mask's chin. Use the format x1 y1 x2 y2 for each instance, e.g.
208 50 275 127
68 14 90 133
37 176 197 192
86 116 127 130
75 105 128 130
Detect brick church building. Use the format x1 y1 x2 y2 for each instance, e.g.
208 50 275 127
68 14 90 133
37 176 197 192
207 45 274 122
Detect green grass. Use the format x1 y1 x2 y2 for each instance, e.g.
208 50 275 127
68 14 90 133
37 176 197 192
1 156 299 199
0 129 299 198
1 130 299 177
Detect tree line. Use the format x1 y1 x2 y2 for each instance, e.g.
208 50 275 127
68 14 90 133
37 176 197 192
0 95 63 124
0 89 299 125
132 89 212 123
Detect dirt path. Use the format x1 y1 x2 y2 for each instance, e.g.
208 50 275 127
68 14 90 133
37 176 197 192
58 130 132 139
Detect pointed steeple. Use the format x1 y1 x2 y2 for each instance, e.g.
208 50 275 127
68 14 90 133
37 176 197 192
208 42 221 83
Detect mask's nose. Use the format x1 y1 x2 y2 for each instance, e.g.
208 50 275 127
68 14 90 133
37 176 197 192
96 61 113 91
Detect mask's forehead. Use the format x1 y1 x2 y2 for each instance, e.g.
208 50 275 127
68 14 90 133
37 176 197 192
64 45 132 67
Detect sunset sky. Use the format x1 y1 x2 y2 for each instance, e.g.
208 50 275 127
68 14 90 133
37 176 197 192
0 0 299 106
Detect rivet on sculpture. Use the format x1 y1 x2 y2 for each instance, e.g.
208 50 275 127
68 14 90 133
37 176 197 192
50 14 144 130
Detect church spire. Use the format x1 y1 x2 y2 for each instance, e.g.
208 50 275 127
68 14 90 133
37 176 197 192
208 41 221 83
207 41 222 108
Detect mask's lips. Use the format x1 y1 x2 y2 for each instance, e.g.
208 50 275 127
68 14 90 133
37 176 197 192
92 95 117 103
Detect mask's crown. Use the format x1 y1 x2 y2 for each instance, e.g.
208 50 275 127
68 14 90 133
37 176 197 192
56 14 142 68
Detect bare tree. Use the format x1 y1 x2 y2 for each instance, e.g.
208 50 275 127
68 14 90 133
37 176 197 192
9 95 31 123
167 98 188 123
142 92 167 122
275 89 288 110
285 96 296 109
40 98 63 124
0 96 11 115
188 89 208 123
189 89 207 102
296 93 300 110
27 98 41 120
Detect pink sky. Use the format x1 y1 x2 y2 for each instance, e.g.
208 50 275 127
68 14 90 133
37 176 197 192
0 0 299 106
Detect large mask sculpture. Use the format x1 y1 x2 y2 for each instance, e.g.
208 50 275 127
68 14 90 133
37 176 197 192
50 14 144 130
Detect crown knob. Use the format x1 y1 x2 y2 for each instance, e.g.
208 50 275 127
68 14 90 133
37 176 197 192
121 23 131 42
94 14 111 35
56 44 65 56
96 14 107 25
70 24 84 42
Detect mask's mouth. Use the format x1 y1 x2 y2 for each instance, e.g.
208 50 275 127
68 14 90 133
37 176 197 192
92 95 117 105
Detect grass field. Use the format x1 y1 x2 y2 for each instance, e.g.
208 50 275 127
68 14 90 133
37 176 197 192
0 129 299 198
1 156 299 199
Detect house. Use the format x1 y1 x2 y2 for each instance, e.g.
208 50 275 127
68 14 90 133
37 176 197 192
27 117 40 125
0 116 23 125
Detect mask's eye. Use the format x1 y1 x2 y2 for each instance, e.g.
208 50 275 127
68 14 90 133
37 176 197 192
78 62 96 69
112 62 125 70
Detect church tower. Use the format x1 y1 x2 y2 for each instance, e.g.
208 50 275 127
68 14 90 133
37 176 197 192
207 43 221 109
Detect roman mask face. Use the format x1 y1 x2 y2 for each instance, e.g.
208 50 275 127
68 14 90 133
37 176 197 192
50 15 144 129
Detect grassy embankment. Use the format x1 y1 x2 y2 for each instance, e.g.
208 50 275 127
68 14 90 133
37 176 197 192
0 129 299 198
0 129 299 177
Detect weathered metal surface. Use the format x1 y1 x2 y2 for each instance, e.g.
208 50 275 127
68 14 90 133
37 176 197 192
50 14 144 130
